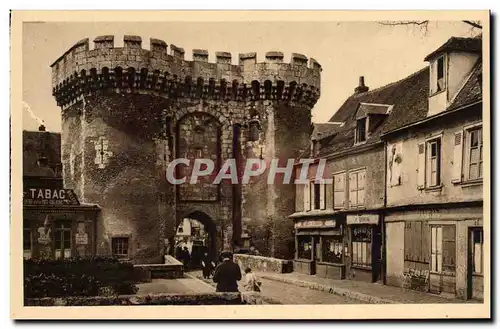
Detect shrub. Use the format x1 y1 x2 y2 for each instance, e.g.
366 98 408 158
24 257 139 298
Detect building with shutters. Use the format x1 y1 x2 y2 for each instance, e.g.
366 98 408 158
382 36 483 301
290 70 429 283
289 35 484 296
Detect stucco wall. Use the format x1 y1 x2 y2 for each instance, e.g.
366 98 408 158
295 145 385 213
386 112 483 207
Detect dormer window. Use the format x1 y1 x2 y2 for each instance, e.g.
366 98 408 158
355 117 367 144
437 56 445 92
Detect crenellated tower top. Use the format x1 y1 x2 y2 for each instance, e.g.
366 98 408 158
50 35 322 108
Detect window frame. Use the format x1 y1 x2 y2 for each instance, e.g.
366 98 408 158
313 181 321 210
351 225 372 269
349 168 366 209
332 170 347 210
431 54 447 95
355 117 368 145
111 235 131 259
430 224 456 275
471 229 483 275
54 221 72 260
425 135 443 189
464 124 483 182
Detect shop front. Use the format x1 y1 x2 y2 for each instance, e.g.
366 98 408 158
23 186 100 260
346 213 383 283
293 217 346 279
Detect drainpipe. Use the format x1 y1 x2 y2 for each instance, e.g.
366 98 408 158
382 141 388 285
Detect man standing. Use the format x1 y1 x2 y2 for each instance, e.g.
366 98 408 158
213 251 242 292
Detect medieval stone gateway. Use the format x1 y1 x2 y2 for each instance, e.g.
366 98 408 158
50 35 321 263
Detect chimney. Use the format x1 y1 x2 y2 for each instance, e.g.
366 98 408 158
355 76 369 94
38 124 46 132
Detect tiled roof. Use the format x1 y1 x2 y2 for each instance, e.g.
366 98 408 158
23 130 61 177
448 60 482 111
424 36 482 61
317 67 429 156
311 122 343 140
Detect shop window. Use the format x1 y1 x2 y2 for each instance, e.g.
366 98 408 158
404 221 430 267
466 127 483 180
349 169 366 208
55 222 72 259
351 226 372 268
322 236 343 264
23 228 32 259
333 172 346 209
472 229 483 275
112 237 129 258
297 236 312 260
430 225 456 274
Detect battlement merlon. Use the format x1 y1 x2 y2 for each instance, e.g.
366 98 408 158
50 35 321 106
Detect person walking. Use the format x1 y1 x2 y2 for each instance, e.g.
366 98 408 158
182 246 191 269
212 251 242 292
201 251 214 279
242 267 261 292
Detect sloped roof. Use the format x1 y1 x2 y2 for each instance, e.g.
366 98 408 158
23 130 62 177
424 36 482 61
311 122 343 140
448 60 482 111
317 67 429 156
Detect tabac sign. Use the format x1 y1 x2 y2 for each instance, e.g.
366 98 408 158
23 188 80 206
295 219 336 229
346 214 379 225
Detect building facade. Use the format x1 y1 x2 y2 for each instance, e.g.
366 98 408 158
290 70 428 283
23 126 100 260
50 35 322 263
383 36 483 301
289 35 484 298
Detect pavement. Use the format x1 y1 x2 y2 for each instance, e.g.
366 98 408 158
186 270 365 305
136 276 214 295
136 270 477 305
255 271 475 304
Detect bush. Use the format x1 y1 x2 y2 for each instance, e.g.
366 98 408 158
24 257 139 298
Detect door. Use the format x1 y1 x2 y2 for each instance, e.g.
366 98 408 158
311 236 321 275
54 222 72 259
372 225 382 282
467 228 484 300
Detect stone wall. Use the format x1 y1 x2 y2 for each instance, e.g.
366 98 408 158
51 35 321 263
234 254 293 273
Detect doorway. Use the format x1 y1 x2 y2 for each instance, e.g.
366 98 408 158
174 211 217 268
467 227 483 300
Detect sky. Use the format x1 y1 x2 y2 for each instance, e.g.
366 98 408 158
22 21 481 132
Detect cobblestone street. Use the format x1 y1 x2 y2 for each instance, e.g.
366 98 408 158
187 270 365 304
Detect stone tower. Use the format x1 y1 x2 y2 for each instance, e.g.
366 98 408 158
50 35 321 263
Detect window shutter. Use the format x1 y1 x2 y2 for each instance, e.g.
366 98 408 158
349 172 357 207
452 131 463 183
417 142 425 189
319 182 326 210
303 183 310 211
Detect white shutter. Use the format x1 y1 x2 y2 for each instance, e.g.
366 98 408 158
451 131 463 183
349 172 357 207
303 182 311 211
319 182 326 210
417 142 426 189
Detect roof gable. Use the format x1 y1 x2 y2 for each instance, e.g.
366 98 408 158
424 36 482 62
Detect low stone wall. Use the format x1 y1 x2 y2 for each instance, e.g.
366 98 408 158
234 254 293 274
25 292 265 306
134 256 183 281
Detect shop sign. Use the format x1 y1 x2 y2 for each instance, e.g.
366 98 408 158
295 219 336 229
346 214 379 225
23 188 80 206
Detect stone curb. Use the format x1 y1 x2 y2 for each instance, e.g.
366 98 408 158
258 274 396 304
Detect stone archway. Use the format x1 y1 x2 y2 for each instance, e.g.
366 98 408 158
174 211 218 265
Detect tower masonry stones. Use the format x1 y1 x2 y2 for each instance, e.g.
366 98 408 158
51 35 321 263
